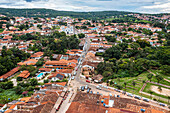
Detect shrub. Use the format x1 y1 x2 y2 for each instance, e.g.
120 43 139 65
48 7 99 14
34 87 40 90
44 79 49 83
27 86 34 91
17 77 23 81
153 98 157 101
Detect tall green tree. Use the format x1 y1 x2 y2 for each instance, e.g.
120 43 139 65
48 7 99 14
147 73 153 82
155 75 163 83
132 81 136 92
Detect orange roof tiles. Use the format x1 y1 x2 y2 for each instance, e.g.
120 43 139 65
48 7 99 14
151 109 164 113
30 52 44 58
20 97 31 102
68 59 78 64
56 82 67 86
0 66 20 79
68 63 76 68
39 68 52 72
45 60 68 65
18 70 30 78
15 102 25 105
4 110 12 113
17 59 38 66
57 69 73 73
9 104 16 109
3 36 13 40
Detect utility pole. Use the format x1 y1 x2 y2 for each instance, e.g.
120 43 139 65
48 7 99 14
73 19 75 36
26 11 28 18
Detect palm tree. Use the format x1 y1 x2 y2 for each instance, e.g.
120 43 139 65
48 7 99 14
143 80 146 84
132 81 136 92
168 96 170 105
158 86 162 101
147 73 153 82
124 82 127 92
149 91 153 99
155 75 163 83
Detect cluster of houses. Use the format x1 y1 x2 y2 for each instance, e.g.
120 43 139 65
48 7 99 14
0 82 68 113
0 50 81 82
0 13 169 113
0 14 168 54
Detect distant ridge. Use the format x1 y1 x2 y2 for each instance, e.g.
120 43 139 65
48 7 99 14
0 8 169 19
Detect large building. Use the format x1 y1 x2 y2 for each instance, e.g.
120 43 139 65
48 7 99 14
44 59 77 70
66 92 169 113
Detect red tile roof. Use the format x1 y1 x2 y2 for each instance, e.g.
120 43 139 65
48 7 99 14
3 36 13 40
18 70 30 78
30 52 44 58
39 68 52 72
0 66 20 79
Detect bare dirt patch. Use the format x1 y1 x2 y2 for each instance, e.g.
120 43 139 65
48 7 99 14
150 85 170 96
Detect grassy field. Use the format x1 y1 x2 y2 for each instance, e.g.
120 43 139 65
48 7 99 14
150 69 170 81
143 83 169 99
111 71 148 95
110 70 170 104
0 89 21 104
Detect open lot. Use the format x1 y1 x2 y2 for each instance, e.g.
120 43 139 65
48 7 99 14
151 85 170 96
110 70 170 103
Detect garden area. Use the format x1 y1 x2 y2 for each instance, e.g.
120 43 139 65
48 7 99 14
143 83 170 100
0 78 40 104
109 70 170 104
110 71 149 95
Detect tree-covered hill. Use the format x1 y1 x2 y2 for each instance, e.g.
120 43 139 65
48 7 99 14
0 8 135 19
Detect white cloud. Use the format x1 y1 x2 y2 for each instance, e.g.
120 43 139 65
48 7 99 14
0 0 169 13
142 1 170 13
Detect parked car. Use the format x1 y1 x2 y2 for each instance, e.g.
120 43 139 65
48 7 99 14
86 80 91 83
159 103 165 107
97 92 100 95
85 85 88 89
87 89 90 93
143 98 149 102
74 72 77 76
117 90 121 92
127 93 133 97
71 76 75 80
98 84 102 87
81 86 85 91
103 86 108 89
122 91 126 95
96 86 101 90
90 91 93 94
134 96 141 100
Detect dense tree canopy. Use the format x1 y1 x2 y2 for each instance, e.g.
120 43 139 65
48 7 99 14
0 47 30 76
97 41 170 81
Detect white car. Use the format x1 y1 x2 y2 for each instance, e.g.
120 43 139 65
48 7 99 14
85 85 88 89
98 84 102 87
71 76 75 80
104 86 108 89
79 86 81 90
96 86 101 90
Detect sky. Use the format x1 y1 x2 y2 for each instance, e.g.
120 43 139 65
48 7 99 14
0 0 169 14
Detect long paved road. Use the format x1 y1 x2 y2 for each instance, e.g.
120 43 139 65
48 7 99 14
56 36 170 113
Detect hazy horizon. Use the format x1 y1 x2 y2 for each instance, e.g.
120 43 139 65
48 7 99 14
0 0 169 14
